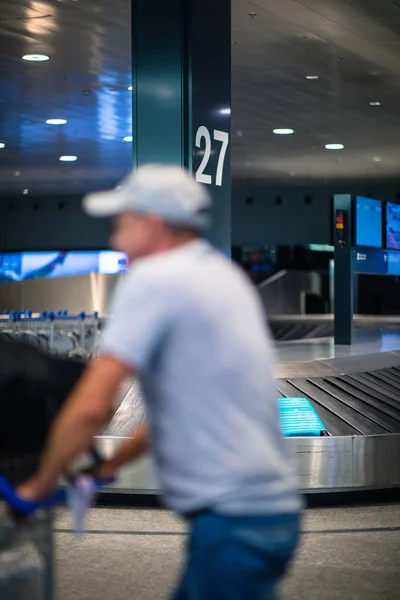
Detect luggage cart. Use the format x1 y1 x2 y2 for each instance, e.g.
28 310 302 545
0 451 109 600
0 455 56 600
0 311 102 361
0 506 55 600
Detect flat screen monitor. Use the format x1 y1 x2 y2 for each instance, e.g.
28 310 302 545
386 202 400 250
354 196 382 248
0 251 128 282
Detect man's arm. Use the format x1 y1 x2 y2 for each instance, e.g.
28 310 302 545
18 355 132 502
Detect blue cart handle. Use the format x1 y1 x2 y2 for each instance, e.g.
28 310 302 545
0 476 65 516
0 475 113 516
0 449 115 516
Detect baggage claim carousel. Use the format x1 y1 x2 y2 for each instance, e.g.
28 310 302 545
96 337 400 502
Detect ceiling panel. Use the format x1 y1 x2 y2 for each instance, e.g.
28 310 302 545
232 0 400 182
0 0 132 194
1 0 400 194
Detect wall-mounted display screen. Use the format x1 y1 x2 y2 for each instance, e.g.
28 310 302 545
241 245 275 274
352 248 385 274
386 202 400 250
355 196 382 248
0 251 128 282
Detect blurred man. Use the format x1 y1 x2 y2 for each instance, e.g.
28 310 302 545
18 165 301 599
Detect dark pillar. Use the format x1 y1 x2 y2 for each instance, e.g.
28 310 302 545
132 0 231 254
333 194 353 345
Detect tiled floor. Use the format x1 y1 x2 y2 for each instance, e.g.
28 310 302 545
55 504 400 600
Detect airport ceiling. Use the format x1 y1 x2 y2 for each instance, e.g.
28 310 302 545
2 0 400 195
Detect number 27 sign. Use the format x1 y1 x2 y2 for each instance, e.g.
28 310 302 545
195 126 229 187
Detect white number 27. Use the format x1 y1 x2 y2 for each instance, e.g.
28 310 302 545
195 126 229 187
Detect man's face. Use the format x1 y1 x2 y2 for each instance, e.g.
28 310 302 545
110 211 161 262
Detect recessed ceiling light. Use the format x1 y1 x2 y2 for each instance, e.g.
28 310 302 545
373 156 382 162
14 171 21 176
0 143 5 149
306 75 319 80
219 108 231 115
46 118 67 125
325 143 344 150
23 189 29 195
22 54 50 62
369 101 381 106
128 86 133 91
123 136 133 142
273 128 294 135
59 155 77 162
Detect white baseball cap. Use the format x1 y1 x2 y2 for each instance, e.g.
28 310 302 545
83 164 212 230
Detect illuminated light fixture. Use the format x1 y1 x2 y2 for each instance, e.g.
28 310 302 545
59 155 77 162
373 156 382 162
325 143 344 150
0 143 5 149
46 118 67 125
273 128 294 135
128 86 133 91
23 189 29 195
220 108 231 115
123 136 133 142
306 75 319 80
369 101 381 106
22 54 50 62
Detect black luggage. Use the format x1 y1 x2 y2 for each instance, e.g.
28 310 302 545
0 335 85 484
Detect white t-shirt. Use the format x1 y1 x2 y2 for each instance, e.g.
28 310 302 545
102 239 301 515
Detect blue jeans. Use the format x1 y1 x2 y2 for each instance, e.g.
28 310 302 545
172 511 300 600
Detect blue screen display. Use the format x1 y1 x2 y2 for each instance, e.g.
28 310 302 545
0 251 128 282
355 196 382 248
386 202 400 250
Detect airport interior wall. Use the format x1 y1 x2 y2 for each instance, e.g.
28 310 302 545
2 180 400 251
232 180 400 246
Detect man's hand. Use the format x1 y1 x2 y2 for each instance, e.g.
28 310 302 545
94 460 117 483
16 477 46 504
17 356 133 502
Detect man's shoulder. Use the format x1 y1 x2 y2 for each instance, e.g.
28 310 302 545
123 244 252 297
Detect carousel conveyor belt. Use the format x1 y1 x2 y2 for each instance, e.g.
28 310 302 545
105 358 400 438
277 366 400 436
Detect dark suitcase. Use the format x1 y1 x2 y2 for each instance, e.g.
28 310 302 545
0 336 86 484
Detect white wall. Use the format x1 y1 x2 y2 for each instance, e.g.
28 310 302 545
0 273 121 316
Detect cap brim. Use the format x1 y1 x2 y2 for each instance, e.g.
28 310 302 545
83 188 127 218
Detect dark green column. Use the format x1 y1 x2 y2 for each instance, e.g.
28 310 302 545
333 194 353 345
132 0 231 254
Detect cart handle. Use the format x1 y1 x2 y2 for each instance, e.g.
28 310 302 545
0 449 114 516
0 476 65 515
0 475 114 516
